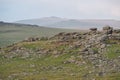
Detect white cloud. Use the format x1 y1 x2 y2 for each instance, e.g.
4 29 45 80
110 6 120 17
74 0 120 19
0 0 120 21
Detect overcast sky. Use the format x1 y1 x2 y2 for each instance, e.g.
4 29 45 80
0 0 120 22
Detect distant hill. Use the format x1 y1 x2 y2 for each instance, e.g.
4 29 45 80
0 22 80 47
15 16 68 27
16 17 120 29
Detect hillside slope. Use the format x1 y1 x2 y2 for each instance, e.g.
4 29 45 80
0 26 120 80
0 22 79 47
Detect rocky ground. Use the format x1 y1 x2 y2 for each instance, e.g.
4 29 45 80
0 26 120 80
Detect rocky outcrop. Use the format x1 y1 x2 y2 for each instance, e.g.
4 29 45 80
50 32 82 42
103 25 113 34
17 26 120 57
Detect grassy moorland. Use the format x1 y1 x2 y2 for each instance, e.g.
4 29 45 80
0 28 120 80
0 40 120 80
0 22 80 47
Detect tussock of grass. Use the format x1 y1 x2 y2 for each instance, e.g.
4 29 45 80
105 44 120 59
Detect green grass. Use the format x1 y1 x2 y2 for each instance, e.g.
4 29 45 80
105 44 120 59
0 41 88 80
0 40 120 80
0 53 86 80
0 53 120 80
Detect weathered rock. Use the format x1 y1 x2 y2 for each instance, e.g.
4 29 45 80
100 44 106 49
53 50 58 55
90 28 97 31
88 49 96 54
103 25 111 30
98 72 105 76
110 34 120 40
113 29 120 33
21 52 30 58
80 48 88 52
97 34 108 42
57 32 65 36
103 25 113 34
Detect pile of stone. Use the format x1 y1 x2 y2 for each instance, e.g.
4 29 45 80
23 37 49 42
24 37 40 42
70 25 120 55
51 32 82 41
